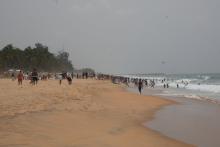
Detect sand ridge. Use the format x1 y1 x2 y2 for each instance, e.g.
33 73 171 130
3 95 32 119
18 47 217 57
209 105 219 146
0 79 195 147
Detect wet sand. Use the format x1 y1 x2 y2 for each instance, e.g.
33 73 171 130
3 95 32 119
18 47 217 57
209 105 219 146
142 90 220 147
0 79 194 147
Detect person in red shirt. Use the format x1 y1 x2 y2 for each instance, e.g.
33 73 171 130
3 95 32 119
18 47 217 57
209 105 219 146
17 71 24 85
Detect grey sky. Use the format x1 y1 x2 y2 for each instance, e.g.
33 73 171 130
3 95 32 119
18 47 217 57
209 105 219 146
0 0 219 74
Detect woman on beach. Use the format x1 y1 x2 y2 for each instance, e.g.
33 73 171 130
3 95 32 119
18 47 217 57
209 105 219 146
17 70 24 85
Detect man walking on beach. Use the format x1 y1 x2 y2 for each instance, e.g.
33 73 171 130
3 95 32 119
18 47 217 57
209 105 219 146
17 70 24 85
138 79 143 94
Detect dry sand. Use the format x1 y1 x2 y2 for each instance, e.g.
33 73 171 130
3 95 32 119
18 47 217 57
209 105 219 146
0 79 194 147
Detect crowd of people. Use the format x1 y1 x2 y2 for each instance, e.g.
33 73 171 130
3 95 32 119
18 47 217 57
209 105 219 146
11 68 40 86
95 74 187 95
10 69 96 86
9 70 184 95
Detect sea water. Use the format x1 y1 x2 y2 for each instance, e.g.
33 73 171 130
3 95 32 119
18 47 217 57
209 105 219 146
125 74 220 147
123 73 220 104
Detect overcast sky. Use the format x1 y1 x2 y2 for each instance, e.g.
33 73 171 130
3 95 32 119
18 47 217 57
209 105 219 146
0 0 219 74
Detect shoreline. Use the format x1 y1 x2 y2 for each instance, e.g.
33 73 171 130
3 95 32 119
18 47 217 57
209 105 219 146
0 79 194 147
136 86 220 147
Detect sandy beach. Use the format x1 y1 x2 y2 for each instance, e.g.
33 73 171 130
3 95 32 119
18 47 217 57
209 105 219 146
0 79 194 147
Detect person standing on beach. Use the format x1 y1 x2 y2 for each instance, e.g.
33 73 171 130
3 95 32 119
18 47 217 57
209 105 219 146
59 76 62 85
11 72 15 81
71 72 74 79
31 68 38 85
57 74 62 85
138 79 143 94
17 71 24 85
67 75 72 85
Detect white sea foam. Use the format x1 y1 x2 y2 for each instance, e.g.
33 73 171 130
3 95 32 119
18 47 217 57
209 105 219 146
123 74 220 93
183 94 203 100
161 82 220 93
202 75 211 80
185 84 220 93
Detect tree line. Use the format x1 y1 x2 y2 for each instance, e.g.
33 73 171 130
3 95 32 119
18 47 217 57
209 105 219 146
0 43 74 72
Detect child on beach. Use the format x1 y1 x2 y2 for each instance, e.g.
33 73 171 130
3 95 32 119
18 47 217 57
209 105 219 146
17 71 24 85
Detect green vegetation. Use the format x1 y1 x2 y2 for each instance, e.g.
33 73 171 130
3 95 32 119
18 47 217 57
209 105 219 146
75 68 95 74
0 43 74 72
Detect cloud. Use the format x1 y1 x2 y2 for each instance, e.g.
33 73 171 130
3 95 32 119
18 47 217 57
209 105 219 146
0 0 220 73
70 0 111 13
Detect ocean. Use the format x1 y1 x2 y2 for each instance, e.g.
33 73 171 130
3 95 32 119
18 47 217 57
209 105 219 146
125 74 220 147
123 73 220 104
